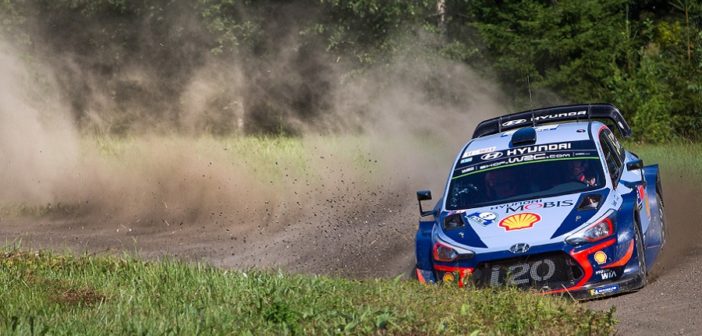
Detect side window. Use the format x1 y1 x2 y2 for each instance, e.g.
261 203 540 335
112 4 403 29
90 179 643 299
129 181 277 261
603 129 625 163
599 132 623 185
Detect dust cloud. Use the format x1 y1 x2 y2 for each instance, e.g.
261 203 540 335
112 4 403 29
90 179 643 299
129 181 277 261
649 173 702 279
0 42 79 204
0 7 510 276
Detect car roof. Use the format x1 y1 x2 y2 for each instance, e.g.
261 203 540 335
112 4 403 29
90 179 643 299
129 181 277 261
462 121 597 155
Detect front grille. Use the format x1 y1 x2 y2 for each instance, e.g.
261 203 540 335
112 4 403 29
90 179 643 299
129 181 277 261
472 252 583 290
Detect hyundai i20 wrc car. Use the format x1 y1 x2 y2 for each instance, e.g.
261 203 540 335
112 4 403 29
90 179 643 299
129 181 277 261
414 104 666 299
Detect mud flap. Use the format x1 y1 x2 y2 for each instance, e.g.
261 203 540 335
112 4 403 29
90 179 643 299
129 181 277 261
415 220 434 270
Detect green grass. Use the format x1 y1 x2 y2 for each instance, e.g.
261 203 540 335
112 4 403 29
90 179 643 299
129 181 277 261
628 142 702 180
0 248 615 335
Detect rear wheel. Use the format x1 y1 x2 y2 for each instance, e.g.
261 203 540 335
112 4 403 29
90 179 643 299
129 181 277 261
634 219 648 288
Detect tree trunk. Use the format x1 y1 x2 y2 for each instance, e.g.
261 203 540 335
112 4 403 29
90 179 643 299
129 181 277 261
437 0 446 34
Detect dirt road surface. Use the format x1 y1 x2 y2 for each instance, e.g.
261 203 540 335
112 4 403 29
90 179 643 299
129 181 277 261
589 175 702 335
1 171 700 335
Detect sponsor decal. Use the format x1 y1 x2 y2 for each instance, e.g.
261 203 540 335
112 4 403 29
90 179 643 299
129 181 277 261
481 152 504 160
460 167 475 174
589 284 620 296
611 193 621 208
637 185 651 219
595 269 617 280
504 152 570 164
489 258 556 286
605 131 622 153
502 200 575 213
501 111 587 128
539 124 560 131
476 153 574 171
466 212 498 226
506 142 571 156
462 146 496 158
442 272 455 283
501 119 527 127
491 199 542 210
509 243 530 254
499 213 541 231
501 125 559 137
451 141 600 180
479 161 509 170
536 110 587 120
594 251 608 265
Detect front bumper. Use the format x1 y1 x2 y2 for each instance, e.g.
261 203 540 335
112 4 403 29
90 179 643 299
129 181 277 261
416 237 640 300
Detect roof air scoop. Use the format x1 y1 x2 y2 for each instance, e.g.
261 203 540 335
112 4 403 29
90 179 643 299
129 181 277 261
510 127 537 147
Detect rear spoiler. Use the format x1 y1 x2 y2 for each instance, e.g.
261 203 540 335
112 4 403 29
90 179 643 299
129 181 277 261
471 103 632 139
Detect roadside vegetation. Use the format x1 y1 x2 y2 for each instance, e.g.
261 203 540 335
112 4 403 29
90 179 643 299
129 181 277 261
0 247 615 335
629 142 702 180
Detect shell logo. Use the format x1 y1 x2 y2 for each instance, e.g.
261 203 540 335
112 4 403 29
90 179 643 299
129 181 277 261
499 213 542 231
594 251 608 265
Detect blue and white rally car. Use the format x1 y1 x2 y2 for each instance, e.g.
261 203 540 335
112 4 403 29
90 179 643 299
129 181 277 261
414 104 665 299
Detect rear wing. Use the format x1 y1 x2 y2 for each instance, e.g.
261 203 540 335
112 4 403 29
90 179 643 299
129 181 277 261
471 103 632 139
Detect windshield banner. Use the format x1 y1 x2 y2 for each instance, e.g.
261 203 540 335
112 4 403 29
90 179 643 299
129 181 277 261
454 141 598 179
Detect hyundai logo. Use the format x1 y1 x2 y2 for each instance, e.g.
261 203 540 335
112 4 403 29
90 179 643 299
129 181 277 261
480 152 503 160
510 243 530 254
502 119 527 127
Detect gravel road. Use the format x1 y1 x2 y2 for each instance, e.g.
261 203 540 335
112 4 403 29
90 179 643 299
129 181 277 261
1 172 699 335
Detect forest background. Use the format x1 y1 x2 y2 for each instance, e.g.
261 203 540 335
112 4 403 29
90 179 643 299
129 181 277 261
1 0 700 142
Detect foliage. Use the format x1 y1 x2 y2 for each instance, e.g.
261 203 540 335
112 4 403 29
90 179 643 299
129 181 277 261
448 0 702 142
1 0 701 141
316 0 435 65
453 1 628 105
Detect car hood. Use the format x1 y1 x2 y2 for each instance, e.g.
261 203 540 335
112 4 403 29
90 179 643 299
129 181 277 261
440 192 607 250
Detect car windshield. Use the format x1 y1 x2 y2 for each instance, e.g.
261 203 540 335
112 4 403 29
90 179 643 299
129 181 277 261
446 141 605 210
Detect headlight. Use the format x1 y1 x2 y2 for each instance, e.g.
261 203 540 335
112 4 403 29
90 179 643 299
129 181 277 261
433 241 459 262
566 210 616 245
432 241 474 262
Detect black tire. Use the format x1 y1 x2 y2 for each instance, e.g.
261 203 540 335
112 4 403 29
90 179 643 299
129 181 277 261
634 219 648 288
657 191 667 247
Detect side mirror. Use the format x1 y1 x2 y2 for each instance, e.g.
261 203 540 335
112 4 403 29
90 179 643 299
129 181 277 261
416 190 433 217
626 159 644 171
